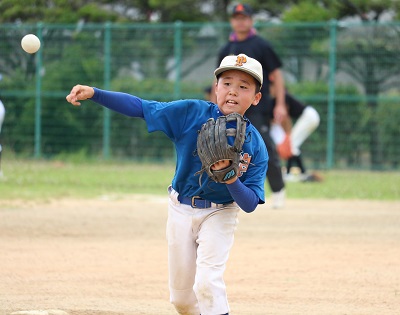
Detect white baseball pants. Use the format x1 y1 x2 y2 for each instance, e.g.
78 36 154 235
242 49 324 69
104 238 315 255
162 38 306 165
291 106 320 156
167 186 239 315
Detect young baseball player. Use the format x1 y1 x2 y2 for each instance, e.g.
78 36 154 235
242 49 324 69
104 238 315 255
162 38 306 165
66 54 269 315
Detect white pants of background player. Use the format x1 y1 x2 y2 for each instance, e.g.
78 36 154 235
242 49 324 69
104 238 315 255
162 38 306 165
270 106 320 156
168 186 239 315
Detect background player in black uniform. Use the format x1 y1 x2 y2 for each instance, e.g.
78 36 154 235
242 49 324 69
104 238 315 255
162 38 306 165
213 3 288 208
269 80 321 182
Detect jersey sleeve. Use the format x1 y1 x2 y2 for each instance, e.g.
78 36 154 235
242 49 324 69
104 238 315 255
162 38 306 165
226 179 259 213
141 99 212 141
91 88 144 117
243 156 268 204
240 129 269 204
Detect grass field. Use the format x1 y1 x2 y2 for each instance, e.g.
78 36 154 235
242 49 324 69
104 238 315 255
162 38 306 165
0 158 399 201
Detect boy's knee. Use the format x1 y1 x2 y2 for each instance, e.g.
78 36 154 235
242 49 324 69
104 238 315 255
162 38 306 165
303 106 320 128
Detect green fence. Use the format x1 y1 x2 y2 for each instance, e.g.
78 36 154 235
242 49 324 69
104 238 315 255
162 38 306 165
0 21 399 170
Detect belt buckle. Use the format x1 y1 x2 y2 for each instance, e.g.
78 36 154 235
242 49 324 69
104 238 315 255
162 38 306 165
191 196 202 208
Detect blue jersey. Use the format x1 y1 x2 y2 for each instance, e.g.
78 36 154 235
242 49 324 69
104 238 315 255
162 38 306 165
142 99 269 204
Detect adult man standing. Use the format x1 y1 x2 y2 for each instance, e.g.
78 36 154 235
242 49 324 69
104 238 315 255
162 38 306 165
213 3 288 208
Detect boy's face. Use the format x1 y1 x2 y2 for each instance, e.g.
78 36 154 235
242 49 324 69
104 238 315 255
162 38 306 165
215 70 261 116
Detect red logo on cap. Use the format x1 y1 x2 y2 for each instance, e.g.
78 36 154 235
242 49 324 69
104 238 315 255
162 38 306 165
235 4 245 13
235 55 247 66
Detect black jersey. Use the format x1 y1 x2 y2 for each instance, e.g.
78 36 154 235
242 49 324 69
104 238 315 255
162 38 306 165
217 35 283 120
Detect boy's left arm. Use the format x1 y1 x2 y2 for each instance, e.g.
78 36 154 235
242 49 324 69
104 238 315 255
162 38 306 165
226 179 259 213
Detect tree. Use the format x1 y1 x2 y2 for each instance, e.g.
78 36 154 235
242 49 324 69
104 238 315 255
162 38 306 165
333 0 400 21
334 24 400 168
0 0 120 23
278 0 400 168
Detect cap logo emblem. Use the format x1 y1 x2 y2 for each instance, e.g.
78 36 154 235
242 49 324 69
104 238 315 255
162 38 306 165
235 55 247 67
235 4 244 12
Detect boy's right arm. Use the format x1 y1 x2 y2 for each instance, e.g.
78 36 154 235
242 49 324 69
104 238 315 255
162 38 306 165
66 86 144 118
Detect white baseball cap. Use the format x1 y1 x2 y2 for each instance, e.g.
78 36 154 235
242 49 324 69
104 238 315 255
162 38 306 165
214 54 263 86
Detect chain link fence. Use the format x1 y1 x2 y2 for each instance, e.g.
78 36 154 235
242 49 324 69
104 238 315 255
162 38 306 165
0 21 399 170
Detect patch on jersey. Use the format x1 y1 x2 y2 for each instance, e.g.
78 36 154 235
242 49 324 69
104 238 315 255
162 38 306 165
235 55 247 67
238 152 251 177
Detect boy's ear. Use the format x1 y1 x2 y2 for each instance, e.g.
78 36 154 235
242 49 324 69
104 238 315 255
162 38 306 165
214 80 219 94
252 92 262 106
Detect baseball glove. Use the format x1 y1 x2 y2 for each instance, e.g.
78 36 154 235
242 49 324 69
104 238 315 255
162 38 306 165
195 113 247 183
276 134 293 160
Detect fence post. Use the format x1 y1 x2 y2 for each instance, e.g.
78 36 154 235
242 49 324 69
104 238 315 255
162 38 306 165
173 21 182 99
102 22 112 159
327 19 337 169
34 22 44 159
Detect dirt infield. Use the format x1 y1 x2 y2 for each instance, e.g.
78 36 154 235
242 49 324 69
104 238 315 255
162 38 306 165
1 196 399 315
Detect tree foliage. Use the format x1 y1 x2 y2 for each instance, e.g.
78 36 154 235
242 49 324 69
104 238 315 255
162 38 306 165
1 0 399 24
0 0 119 23
282 1 335 22
333 0 400 21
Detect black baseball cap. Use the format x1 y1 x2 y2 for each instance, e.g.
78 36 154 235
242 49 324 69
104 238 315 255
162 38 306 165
231 3 253 17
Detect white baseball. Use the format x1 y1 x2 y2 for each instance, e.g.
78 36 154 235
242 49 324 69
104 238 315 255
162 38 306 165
21 34 41 54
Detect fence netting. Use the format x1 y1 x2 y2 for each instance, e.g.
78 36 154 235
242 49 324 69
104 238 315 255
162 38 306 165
0 21 399 170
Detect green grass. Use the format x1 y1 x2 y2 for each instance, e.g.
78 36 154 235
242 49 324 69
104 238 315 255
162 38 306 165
284 171 399 200
0 158 399 201
0 159 175 200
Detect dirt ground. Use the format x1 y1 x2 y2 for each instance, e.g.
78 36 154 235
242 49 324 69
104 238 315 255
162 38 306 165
0 196 399 315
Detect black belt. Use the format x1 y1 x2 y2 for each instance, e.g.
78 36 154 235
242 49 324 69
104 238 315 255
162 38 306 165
178 196 232 209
